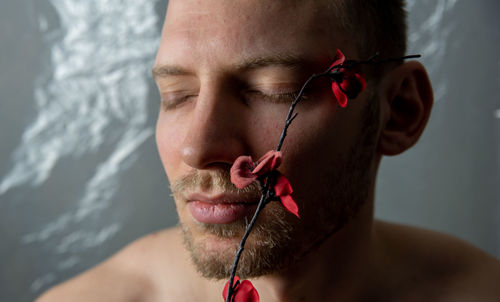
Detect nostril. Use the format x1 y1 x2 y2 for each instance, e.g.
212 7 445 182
181 134 248 170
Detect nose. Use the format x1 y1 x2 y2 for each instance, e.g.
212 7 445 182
180 84 249 170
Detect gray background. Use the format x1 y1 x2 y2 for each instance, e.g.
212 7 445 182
0 0 499 301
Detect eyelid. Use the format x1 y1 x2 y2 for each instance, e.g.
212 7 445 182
244 89 305 104
249 82 301 92
160 91 197 110
267 92 301 103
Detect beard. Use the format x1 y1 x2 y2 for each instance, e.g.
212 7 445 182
170 95 380 280
171 169 300 279
181 199 298 279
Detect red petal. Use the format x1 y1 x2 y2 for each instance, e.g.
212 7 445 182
234 280 260 302
355 73 366 91
274 175 299 218
280 195 300 218
339 72 366 99
332 82 348 107
274 174 293 196
223 276 240 302
335 49 346 63
252 150 282 176
329 49 346 69
230 156 257 189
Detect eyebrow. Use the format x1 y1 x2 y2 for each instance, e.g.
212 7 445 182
152 65 189 79
236 54 308 70
152 54 309 79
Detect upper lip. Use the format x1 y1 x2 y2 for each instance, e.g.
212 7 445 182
186 192 259 204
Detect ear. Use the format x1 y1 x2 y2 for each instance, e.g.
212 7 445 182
378 61 433 156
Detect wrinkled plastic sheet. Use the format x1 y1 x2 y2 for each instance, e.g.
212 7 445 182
1 0 160 295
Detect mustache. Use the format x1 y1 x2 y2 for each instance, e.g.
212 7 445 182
170 169 261 198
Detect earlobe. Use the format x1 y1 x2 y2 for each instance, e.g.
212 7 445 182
378 61 433 156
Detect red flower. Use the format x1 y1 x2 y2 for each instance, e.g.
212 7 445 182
230 151 282 189
223 276 259 302
274 174 299 218
230 155 258 189
252 150 282 176
230 151 299 218
329 49 366 107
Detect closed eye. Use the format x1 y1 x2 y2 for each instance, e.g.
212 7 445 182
244 90 307 104
161 93 198 111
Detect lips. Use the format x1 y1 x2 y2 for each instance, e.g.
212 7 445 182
186 193 258 224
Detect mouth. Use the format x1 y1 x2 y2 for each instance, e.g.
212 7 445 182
186 193 259 224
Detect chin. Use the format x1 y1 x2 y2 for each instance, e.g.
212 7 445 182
193 227 242 252
179 205 299 279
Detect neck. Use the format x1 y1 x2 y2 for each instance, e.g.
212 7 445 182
252 193 379 302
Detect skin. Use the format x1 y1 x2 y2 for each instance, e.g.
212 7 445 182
37 0 500 301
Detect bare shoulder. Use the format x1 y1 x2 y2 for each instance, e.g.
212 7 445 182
36 227 194 302
375 220 500 301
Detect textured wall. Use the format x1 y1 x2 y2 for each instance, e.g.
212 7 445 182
376 0 500 258
0 0 499 301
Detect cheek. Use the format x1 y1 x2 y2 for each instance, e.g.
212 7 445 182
277 101 361 195
246 105 293 154
155 116 185 181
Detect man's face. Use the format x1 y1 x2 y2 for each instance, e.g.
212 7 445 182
154 0 379 278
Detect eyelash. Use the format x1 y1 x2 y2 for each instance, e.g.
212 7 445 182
245 90 306 104
160 90 307 111
161 95 197 111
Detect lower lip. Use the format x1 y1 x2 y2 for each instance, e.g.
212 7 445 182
188 201 257 224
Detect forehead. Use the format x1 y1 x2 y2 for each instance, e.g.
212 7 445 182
156 0 355 69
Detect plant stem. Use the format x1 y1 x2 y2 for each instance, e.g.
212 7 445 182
276 73 323 152
226 70 328 301
225 52 421 301
226 180 270 302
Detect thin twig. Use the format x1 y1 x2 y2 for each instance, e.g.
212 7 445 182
276 74 322 151
226 179 269 302
225 52 421 301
